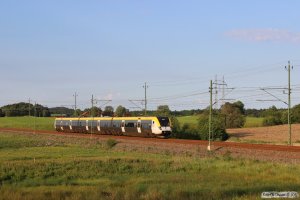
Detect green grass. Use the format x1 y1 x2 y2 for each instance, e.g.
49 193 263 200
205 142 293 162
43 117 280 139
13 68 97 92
0 132 300 199
0 117 54 131
177 116 198 126
244 117 264 128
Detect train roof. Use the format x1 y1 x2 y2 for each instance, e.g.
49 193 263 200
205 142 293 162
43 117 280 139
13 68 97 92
55 116 166 121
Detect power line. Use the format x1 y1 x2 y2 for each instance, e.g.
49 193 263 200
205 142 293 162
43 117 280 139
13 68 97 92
143 82 149 116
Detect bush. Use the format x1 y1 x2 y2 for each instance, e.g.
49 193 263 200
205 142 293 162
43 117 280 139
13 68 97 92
198 113 228 141
221 102 245 128
292 104 300 123
170 116 180 134
174 123 200 140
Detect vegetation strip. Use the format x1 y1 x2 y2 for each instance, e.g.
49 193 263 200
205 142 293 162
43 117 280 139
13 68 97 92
1 131 300 200
1 127 300 153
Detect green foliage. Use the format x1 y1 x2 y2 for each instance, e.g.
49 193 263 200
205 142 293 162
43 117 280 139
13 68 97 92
221 102 245 128
169 116 180 134
233 101 245 115
42 109 50 117
49 107 74 117
262 106 284 126
115 105 127 117
73 109 82 117
156 105 171 116
174 112 228 141
1 102 50 117
198 112 228 141
245 108 266 118
102 106 114 117
1 131 300 200
175 123 200 139
292 104 300 123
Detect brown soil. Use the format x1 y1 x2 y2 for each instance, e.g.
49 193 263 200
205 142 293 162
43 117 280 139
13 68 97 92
227 124 300 145
1 128 300 164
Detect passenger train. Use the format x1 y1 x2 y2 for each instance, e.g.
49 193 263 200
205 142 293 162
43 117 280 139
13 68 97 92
54 116 172 138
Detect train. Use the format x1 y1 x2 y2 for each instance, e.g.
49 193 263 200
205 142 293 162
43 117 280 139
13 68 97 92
54 116 172 138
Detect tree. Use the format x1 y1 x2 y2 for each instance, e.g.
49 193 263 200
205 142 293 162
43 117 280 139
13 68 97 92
292 104 300 123
233 101 245 115
198 111 228 141
0 109 3 117
221 102 245 128
102 106 114 117
73 109 82 117
84 107 102 117
169 116 180 134
156 105 171 116
49 107 74 117
261 106 283 126
42 109 50 117
115 105 127 117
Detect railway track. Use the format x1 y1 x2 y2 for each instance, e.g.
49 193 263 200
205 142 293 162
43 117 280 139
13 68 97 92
1 127 300 153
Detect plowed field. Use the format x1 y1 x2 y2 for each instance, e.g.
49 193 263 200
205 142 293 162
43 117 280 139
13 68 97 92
227 124 300 145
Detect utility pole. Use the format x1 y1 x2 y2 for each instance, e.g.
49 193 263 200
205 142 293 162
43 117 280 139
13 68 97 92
214 75 218 109
28 98 31 117
222 76 225 106
73 92 78 116
34 102 37 134
91 95 95 135
143 82 149 116
213 75 228 109
285 61 293 145
208 80 213 151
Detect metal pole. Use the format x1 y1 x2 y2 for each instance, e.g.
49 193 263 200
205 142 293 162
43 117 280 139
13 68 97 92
215 75 218 109
91 95 94 135
34 102 36 134
288 61 292 145
208 80 212 151
73 92 78 116
28 98 31 117
143 82 148 116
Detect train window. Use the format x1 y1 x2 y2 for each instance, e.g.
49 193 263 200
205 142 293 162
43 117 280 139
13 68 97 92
157 117 170 127
79 120 86 126
100 121 111 127
113 121 121 128
125 122 135 127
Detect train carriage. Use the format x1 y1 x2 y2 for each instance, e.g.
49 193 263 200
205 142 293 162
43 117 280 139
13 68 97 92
54 116 172 138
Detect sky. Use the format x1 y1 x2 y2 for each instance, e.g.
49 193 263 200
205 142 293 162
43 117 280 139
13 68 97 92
0 0 300 111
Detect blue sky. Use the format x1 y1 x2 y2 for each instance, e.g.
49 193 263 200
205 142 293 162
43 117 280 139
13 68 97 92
1 0 300 110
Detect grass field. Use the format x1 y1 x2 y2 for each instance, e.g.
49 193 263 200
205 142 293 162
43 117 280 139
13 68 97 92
243 117 264 128
177 115 198 126
0 117 55 131
1 131 300 199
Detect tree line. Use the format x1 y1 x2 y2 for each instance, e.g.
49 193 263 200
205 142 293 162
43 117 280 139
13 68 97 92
2 101 300 141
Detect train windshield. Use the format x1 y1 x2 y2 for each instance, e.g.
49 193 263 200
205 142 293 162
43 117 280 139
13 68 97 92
157 117 170 127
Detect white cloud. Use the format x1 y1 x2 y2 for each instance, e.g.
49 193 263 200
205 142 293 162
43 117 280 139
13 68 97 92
225 28 300 43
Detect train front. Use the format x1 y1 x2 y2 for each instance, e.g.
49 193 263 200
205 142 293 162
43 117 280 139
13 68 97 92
156 117 172 137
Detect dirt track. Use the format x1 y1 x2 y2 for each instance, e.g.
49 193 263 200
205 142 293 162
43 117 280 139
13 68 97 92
227 124 300 145
1 127 300 163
